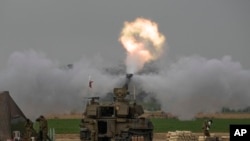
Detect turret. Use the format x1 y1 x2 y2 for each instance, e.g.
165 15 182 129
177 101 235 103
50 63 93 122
114 74 133 102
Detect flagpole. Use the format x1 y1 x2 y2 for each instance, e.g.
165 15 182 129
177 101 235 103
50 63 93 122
88 75 91 96
88 75 94 96
133 85 136 101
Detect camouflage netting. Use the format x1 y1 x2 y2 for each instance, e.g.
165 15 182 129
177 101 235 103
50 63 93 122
0 91 26 141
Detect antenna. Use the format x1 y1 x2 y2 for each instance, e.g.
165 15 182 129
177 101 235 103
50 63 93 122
133 85 136 101
87 75 91 96
88 75 94 95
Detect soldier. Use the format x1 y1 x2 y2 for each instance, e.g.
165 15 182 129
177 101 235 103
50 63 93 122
36 115 49 141
202 119 213 137
23 119 34 141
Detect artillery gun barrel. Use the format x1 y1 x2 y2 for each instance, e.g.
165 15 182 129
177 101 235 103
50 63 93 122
87 97 99 100
123 73 133 90
126 73 133 79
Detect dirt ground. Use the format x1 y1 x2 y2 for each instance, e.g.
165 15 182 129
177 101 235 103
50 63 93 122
55 133 229 141
55 133 165 141
195 113 250 119
46 112 250 119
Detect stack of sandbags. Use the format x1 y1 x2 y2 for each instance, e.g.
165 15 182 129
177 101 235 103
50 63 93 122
166 131 198 141
197 136 205 141
166 132 176 139
220 136 229 141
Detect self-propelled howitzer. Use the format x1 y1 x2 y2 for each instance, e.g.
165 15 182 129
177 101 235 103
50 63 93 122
80 74 153 141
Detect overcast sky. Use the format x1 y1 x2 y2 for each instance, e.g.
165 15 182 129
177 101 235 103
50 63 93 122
1 0 250 69
1 0 250 118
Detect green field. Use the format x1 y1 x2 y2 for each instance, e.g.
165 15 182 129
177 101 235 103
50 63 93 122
151 118 250 133
34 118 250 134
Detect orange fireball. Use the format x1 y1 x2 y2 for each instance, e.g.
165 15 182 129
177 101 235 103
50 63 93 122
119 18 166 73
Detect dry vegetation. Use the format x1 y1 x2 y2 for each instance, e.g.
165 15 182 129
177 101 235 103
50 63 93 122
46 112 250 119
195 112 250 119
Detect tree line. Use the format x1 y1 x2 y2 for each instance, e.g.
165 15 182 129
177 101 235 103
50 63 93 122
221 106 250 113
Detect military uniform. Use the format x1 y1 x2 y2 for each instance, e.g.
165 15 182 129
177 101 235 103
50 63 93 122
202 119 212 137
37 116 48 141
23 119 34 141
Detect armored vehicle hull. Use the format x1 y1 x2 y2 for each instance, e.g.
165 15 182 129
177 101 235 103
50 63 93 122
80 74 153 141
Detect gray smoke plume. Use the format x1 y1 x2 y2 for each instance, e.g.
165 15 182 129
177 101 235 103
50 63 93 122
0 50 122 119
1 50 250 120
136 55 250 119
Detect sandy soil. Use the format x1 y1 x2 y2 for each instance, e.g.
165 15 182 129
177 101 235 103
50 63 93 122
55 133 229 141
55 134 165 141
46 112 250 119
195 113 250 119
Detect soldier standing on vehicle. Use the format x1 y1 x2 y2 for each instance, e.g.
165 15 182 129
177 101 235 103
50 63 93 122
202 119 213 137
36 115 49 141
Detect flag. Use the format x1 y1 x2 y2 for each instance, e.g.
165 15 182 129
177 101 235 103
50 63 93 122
89 80 93 88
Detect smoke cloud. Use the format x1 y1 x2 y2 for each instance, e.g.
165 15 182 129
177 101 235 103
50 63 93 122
0 50 121 119
136 56 250 119
1 50 250 120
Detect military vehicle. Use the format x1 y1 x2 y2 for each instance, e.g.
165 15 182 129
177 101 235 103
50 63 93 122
80 74 153 141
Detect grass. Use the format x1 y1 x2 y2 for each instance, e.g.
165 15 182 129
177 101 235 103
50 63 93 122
151 118 250 133
34 119 81 134
34 118 250 134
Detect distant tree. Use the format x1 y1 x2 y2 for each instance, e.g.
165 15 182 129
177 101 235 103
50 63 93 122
221 106 250 113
